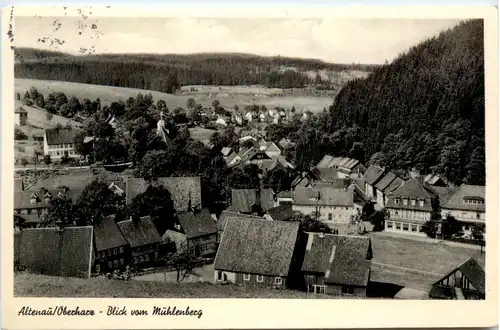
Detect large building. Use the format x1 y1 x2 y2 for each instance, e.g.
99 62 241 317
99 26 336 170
441 184 486 235
43 128 80 160
384 178 438 235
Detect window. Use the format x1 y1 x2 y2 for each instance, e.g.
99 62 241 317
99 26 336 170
107 250 111 257
144 254 150 262
342 286 355 295
96 264 100 273
108 261 112 268
395 198 400 204
243 274 250 281
113 248 117 255
402 223 409 231
56 152 60 156
419 200 424 207
154 252 159 259
419 226 424 232
256 275 264 282
314 285 325 294
411 199 416 206
328 213 333 221
120 258 124 265
387 221 393 229
345 207 349 211
217 271 222 281
477 213 481 219
396 223 401 230
403 199 408 205
119 247 124 253
274 277 283 285
30 198 36 204
133 257 137 264
395 211 399 216
113 260 118 267
411 224 418 232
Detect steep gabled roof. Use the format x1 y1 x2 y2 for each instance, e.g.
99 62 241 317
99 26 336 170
94 215 128 251
434 257 485 295
293 187 354 207
229 189 275 213
441 184 485 212
316 155 334 169
214 218 300 277
385 177 405 195
266 204 295 221
390 178 435 199
117 216 162 248
364 165 385 185
178 209 217 238
375 172 397 192
216 211 264 234
125 177 202 212
301 233 372 287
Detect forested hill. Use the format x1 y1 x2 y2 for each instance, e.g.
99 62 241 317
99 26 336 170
14 48 378 91
328 19 485 186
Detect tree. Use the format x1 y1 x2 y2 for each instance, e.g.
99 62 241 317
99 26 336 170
35 94 45 108
263 167 293 193
186 98 196 111
163 251 198 283
15 92 20 100
349 142 365 163
135 149 177 181
75 179 119 226
22 91 33 106
128 184 175 235
156 99 168 113
28 86 40 100
211 100 220 109
441 215 462 239
43 154 52 167
43 196 75 226
45 111 53 122
20 157 29 167
422 219 439 238
292 213 332 234
472 224 485 253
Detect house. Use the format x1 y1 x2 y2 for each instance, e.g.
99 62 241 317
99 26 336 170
292 186 360 228
162 229 188 253
14 226 94 278
15 107 28 126
221 147 233 158
214 217 300 289
363 165 386 201
384 178 438 235
429 257 485 300
215 118 227 127
125 177 202 212
108 182 125 196
216 211 264 243
228 188 276 214
263 141 281 157
117 216 162 268
43 128 81 160
93 214 130 274
301 232 373 297
177 209 218 257
264 204 295 221
276 191 293 205
225 152 242 168
244 112 253 123
374 172 405 208
441 184 486 235
315 155 366 179
423 174 448 187
14 188 83 228
279 138 296 150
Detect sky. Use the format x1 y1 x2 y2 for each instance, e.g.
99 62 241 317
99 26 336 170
13 16 463 64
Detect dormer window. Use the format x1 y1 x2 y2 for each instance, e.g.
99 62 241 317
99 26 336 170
403 198 408 206
419 200 424 207
30 193 39 204
463 196 484 205
411 199 416 206
395 198 400 205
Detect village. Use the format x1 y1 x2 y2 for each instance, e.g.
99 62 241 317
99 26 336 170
13 92 486 300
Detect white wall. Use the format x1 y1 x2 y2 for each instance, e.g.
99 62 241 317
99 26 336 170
292 204 357 223
214 270 236 283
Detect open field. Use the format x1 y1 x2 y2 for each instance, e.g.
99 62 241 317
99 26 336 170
370 234 485 275
16 79 334 113
14 273 348 298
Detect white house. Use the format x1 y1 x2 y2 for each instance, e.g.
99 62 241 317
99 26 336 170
441 184 485 235
15 107 28 126
43 128 80 160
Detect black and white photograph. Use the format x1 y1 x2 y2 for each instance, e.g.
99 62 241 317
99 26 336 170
5 6 496 314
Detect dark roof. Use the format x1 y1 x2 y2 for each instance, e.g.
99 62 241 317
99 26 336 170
229 189 275 213
266 204 295 221
28 169 123 191
364 165 385 185
14 189 83 210
429 285 457 299
385 177 405 195
214 218 300 277
375 172 397 192
15 107 28 114
125 177 202 212
317 168 340 182
293 187 354 207
178 209 217 238
15 226 93 278
441 185 485 212
94 215 128 251
216 211 264 234
45 128 80 145
301 233 372 287
390 178 436 199
117 216 162 248
424 174 447 186
434 257 485 295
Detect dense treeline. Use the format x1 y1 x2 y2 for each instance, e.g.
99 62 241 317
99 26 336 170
14 50 377 92
326 19 485 186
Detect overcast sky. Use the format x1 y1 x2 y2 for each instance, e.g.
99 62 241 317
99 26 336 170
14 17 462 64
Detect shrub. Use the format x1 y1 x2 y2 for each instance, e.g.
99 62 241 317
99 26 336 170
14 127 28 140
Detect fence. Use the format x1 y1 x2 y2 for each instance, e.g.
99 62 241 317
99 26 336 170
372 261 444 277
